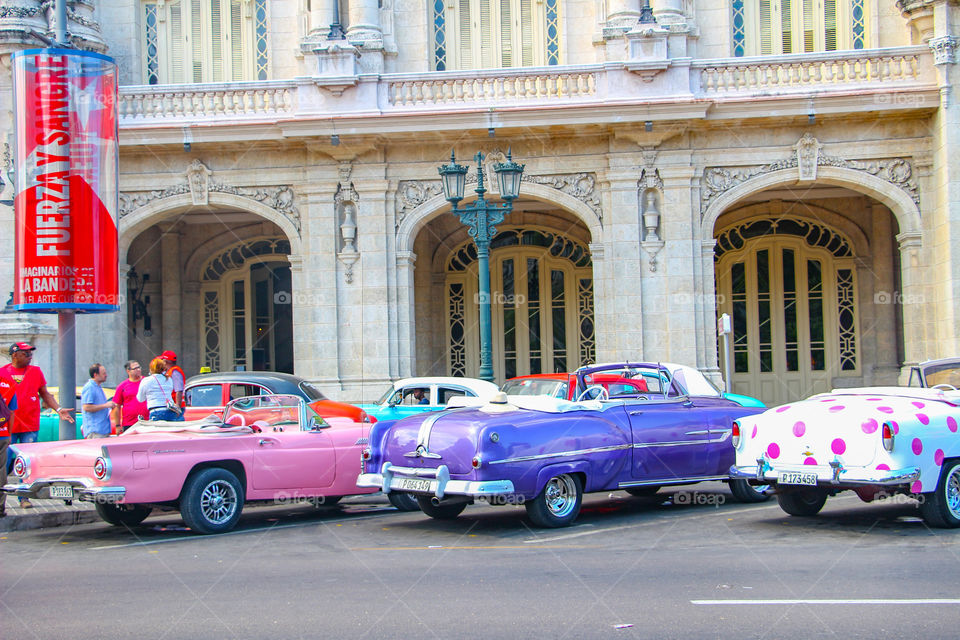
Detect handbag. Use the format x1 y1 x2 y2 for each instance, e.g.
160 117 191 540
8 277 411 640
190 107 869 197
155 374 182 416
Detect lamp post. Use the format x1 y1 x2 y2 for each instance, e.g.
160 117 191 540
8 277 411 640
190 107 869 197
438 150 525 382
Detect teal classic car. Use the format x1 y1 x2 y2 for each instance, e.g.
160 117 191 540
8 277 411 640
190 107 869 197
38 386 114 441
357 377 499 423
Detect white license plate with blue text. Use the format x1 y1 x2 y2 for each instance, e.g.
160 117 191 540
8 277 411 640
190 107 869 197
398 478 432 492
778 471 818 486
49 484 74 499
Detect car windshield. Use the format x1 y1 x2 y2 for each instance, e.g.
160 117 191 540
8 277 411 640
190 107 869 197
298 381 328 401
502 378 566 397
922 360 960 388
376 385 400 405
223 394 303 429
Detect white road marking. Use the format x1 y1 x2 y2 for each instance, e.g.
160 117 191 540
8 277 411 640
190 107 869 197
692 599 960 605
90 508 397 550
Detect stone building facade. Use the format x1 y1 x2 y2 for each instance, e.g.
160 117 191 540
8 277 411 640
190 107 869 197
0 0 956 406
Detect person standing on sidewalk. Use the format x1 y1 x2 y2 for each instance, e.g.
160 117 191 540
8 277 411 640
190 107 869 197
1 343 74 508
81 364 114 439
110 360 148 433
0 371 17 517
160 350 186 419
137 357 181 421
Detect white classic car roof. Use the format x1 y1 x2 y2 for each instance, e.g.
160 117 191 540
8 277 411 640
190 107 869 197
817 387 960 404
390 377 500 395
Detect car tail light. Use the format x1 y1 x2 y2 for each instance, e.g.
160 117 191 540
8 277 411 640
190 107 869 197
472 456 482 469
361 448 372 461
731 421 741 449
12 456 27 478
882 423 894 452
94 457 108 480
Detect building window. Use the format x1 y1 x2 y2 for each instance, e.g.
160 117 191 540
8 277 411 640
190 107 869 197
434 0 561 70
732 0 870 57
141 0 269 84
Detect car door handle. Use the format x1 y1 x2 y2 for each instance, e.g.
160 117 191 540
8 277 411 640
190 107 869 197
685 430 710 436
258 439 275 446
629 410 644 416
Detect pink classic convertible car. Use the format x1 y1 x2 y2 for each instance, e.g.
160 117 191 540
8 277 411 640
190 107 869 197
4 394 385 534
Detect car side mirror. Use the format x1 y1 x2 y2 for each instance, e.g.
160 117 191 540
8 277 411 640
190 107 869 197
309 417 327 431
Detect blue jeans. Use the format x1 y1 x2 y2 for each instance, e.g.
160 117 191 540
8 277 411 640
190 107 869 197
8 431 38 503
149 408 183 422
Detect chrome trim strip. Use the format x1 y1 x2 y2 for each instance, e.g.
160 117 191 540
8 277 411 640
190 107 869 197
486 443 632 465
685 430 711 436
633 431 731 448
619 476 730 488
729 464 920 486
356 470 515 498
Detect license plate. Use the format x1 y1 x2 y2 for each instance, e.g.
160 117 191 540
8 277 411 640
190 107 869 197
397 478 432 492
778 471 818 486
49 484 74 499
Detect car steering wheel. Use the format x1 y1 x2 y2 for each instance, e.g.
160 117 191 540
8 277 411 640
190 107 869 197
932 383 958 391
576 385 609 402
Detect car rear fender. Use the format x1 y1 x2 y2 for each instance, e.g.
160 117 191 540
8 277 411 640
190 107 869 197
179 460 248 502
532 462 590 498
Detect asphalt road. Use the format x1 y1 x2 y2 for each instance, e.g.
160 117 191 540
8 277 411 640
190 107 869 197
2 483 959 639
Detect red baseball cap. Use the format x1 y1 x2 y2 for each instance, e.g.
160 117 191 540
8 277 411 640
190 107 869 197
159 350 177 362
9 342 36 355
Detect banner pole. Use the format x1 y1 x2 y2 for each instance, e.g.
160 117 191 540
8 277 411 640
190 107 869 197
55 0 67 46
58 312 76 440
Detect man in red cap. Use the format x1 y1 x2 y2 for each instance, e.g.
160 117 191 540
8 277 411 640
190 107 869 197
160 350 185 422
1 342 74 507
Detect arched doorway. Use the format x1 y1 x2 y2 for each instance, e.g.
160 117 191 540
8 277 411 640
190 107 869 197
444 227 595 380
199 238 293 373
715 217 859 404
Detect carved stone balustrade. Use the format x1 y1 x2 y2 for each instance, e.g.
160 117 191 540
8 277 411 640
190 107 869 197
118 81 296 122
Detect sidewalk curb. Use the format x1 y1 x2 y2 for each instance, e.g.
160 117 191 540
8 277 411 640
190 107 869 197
0 508 101 533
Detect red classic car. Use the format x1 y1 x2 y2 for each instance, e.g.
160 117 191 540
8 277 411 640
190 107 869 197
183 371 374 423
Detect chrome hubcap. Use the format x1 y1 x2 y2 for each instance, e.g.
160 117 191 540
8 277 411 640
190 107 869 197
946 466 960 519
544 475 577 518
200 480 238 524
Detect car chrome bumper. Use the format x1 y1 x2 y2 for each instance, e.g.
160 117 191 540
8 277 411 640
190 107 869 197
729 463 921 487
357 462 514 499
3 479 126 502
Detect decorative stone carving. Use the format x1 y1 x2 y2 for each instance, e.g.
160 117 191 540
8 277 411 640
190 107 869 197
335 175 361 284
120 168 301 233
640 167 663 191
795 133 821 181
396 180 443 227
523 173 603 220
642 190 661 242
701 137 920 213
929 35 959 65
896 0 937 44
186 159 212 206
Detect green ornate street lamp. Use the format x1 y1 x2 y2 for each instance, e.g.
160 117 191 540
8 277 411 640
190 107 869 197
438 149 525 382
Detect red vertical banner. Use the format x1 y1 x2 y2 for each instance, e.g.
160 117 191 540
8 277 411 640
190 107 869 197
11 48 119 313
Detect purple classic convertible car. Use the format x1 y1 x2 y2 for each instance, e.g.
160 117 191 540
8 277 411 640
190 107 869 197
357 362 768 527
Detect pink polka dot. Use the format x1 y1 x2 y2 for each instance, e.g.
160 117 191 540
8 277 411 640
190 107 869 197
803 457 818 466
820 398 837 403
792 421 806 437
935 449 945 466
867 398 882 402
831 438 846 455
767 443 780 459
876 464 890 471
751 425 758 438
861 418 879 434
912 438 923 455
912 401 925 409
776 405 791 413
829 405 846 413
911 480 923 494
948 417 958 433
878 406 894 414
890 421 899 434
917 413 930 425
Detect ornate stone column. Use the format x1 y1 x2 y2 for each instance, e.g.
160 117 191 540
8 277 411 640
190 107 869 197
346 0 382 43
396 250 417 379
159 222 182 357
896 231 926 381
309 0 336 35
869 203 900 385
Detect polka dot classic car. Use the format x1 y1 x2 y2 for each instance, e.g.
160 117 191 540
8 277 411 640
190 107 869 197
730 386 960 527
357 362 770 528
